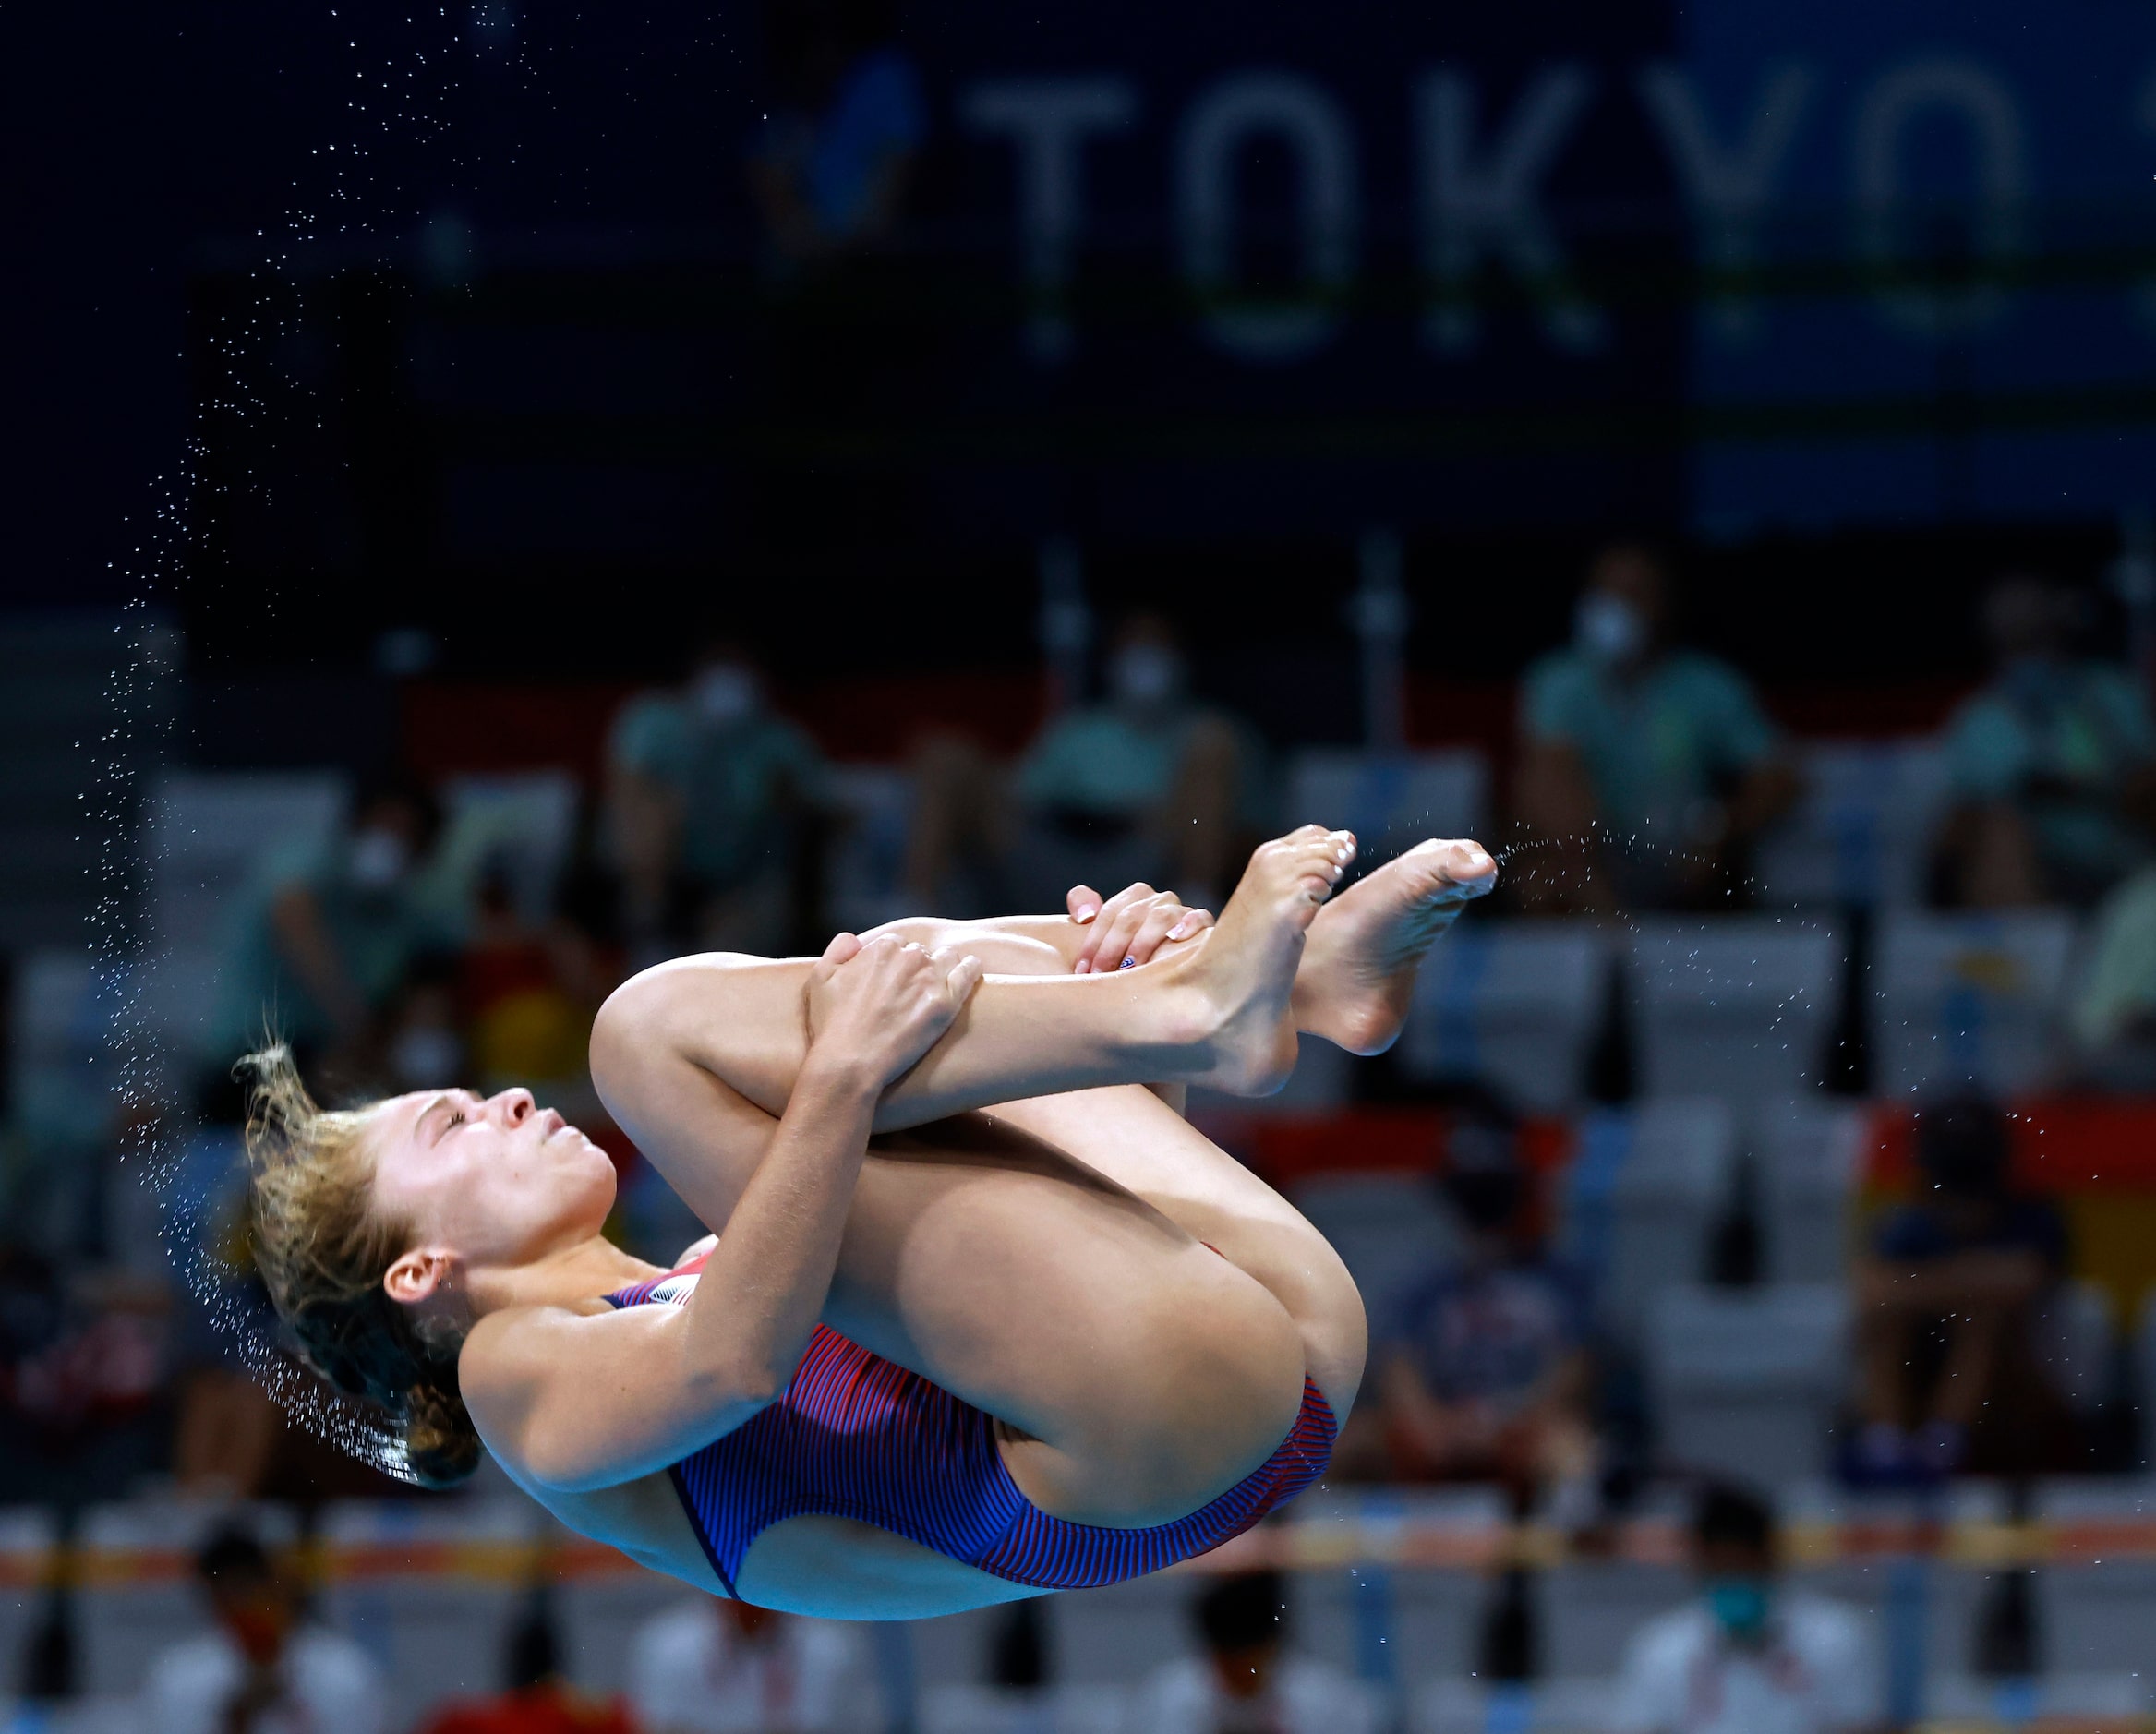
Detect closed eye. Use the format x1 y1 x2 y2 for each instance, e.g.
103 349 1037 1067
424 1095 468 1146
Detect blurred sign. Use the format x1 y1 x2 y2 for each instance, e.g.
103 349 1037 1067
922 0 2156 532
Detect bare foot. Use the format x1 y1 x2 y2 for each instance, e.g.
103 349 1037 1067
1169 825 1357 1095
1295 838 1497 1055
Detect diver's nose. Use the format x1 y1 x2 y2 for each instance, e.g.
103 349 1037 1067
496 1087 536 1126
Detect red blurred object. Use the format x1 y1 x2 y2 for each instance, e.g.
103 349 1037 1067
402 680 637 783
414 1683 635 1734
1864 1095 2156 1191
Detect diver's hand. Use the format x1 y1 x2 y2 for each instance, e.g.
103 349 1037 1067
1066 882 1215 975
804 932 983 1091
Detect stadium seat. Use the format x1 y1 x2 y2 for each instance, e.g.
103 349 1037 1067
143 771 346 951
75 1499 298 1696
918 1682 1127 1734
1284 749 1488 868
1534 1559 1693 1677
1287 1174 1460 1335
1628 918 1845 1105
1560 1100 1734 1344
0 1507 59 1703
135 772 348 1071
1051 1571 1191 1684
1872 910 2079 1101
1781 1479 2002 1680
1754 740 1952 910
2032 1479 2156 1677
1753 1100 1868 1283
8 948 109 1152
440 769 580 921
907 1603 1007 1693
1394 920 1617 1112
825 763 917 934
1645 1283 1850 1485
1415 1679 1613 1734
553 1557 689 1697
2040 1282 2119 1419
2136 1292 2156 1466
1296 1486 1506 1685
317 1497 546 1726
1927 1673 2150 1723
1300 1567 1488 1690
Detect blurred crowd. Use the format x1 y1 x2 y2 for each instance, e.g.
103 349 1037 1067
1 543 2154 1730
13 1487 1886 1734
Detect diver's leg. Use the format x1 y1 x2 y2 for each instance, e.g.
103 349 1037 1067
1294 836 1498 1054
984 1083 1367 1419
871 834 1500 1060
594 827 1357 1148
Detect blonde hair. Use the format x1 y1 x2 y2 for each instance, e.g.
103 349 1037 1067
240 1045 482 1487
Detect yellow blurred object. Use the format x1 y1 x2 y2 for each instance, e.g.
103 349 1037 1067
472 987 590 1084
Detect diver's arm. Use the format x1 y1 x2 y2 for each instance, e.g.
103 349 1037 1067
867 882 1215 977
464 939 981 1492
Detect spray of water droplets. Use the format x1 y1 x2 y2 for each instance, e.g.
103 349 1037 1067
90 2 630 1484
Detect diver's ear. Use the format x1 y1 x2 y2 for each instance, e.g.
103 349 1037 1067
384 1246 457 1307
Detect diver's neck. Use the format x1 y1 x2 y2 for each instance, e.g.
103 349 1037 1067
471 1235 662 1318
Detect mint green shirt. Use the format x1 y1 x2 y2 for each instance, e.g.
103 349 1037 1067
1017 704 1269 827
1944 664 2155 890
1521 647 1779 837
609 694 830 889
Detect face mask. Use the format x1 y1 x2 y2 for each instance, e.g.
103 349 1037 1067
1704 1575 1771 1642
348 827 411 892
693 665 761 726
391 1025 464 1089
1110 644 1183 708
1575 593 1647 666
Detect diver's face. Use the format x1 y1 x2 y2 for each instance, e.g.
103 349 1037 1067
369 1086 616 1287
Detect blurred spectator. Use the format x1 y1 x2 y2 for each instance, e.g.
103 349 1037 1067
1613 1484 1873 1734
1514 544 1796 911
378 950 467 1093
1850 1095 2077 1481
605 637 832 961
139 1524 385 1734
460 863 619 1088
909 612 1268 915
628 1596 873 1733
1125 1571 1379 1734
2071 861 2156 1087
418 1589 633 1734
749 0 924 264
1934 573 2156 908
1359 1088 1600 1518
0 1241 170 1503
205 772 463 1095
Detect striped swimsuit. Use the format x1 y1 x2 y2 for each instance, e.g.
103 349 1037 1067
605 1252 1335 1596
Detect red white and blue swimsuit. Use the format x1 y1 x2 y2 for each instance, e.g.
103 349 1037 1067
605 1251 1335 1597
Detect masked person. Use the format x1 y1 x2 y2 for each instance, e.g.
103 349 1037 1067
1850 1093 2076 1482
1009 611 1267 916
605 638 832 962
1370 1087 1600 1518
1514 544 1795 911
1934 573 2156 908
1614 1484 1873 1734
139 1525 385 1734
205 775 460 1102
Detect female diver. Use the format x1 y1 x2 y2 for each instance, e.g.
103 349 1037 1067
246 826 1496 1619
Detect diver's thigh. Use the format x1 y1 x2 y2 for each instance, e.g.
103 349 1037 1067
982 1087 1367 1413
823 1119 1306 1523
